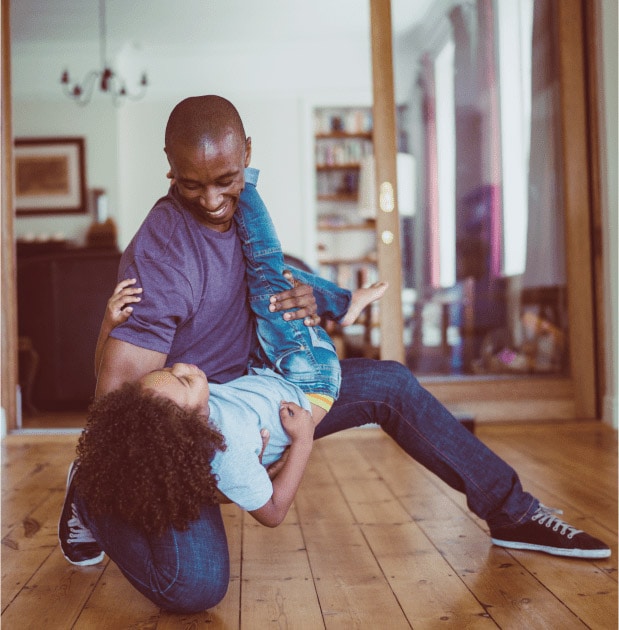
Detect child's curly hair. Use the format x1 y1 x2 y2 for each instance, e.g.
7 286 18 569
75 381 226 538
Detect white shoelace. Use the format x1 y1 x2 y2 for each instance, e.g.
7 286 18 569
532 504 583 539
67 503 97 544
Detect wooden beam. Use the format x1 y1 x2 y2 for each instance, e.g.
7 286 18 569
582 0 606 415
556 0 598 418
1 0 18 433
369 0 405 363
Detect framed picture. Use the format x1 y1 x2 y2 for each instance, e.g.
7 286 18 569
14 137 87 215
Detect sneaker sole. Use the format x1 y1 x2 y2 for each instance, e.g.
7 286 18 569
60 550 106 566
491 537 611 559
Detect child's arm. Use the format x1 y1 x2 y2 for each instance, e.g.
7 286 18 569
95 279 142 378
249 401 314 527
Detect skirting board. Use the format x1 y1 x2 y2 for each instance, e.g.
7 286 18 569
603 394 618 429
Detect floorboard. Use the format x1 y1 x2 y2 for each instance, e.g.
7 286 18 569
2 421 617 629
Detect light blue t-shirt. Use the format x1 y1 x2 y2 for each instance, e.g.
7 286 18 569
208 367 311 511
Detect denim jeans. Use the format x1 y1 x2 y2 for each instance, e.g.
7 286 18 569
78 497 229 613
80 357 538 613
236 168 341 399
284 265 352 324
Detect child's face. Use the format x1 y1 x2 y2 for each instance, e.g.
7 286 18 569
140 363 210 410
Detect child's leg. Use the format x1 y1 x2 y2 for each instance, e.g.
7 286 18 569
282 266 353 322
286 266 388 327
235 170 341 412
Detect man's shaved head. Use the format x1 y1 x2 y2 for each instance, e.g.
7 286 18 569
165 95 246 151
163 95 251 231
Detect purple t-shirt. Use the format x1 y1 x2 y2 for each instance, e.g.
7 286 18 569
110 189 253 383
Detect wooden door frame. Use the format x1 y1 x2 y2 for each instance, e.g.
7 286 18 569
369 0 405 363
1 0 18 433
555 0 597 417
582 0 607 417
372 0 600 421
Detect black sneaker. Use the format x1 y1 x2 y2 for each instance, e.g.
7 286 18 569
58 460 105 566
491 505 611 559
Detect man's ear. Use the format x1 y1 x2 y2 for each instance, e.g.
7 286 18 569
163 148 176 183
244 137 252 167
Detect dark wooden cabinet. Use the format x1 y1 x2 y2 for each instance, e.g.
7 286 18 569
17 247 121 411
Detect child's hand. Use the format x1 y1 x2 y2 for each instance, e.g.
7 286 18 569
105 278 142 329
279 401 314 445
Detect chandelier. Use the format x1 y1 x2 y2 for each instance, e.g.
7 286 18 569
60 0 148 106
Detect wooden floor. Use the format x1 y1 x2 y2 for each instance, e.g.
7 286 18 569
2 421 617 629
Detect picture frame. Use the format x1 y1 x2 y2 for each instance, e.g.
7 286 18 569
14 137 87 215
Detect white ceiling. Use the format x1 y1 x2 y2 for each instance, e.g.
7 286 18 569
11 0 435 50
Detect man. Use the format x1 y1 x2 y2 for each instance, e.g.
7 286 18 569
59 95 610 614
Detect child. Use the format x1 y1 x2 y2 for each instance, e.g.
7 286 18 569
75 172 387 538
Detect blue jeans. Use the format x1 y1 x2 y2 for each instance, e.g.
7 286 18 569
81 358 538 613
77 497 229 613
236 168 341 399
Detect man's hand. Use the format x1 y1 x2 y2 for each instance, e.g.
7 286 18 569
266 447 289 480
257 427 285 480
257 426 290 481
258 428 270 464
269 270 320 327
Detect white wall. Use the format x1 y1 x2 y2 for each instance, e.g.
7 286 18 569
13 100 119 244
12 36 373 261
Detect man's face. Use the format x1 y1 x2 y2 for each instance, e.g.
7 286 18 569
166 131 251 232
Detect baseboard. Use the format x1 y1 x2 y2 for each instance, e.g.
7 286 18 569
602 394 618 429
453 410 476 434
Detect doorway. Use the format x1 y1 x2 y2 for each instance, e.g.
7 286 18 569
376 0 600 421
1 0 603 430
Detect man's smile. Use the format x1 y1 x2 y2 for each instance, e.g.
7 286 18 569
205 203 229 217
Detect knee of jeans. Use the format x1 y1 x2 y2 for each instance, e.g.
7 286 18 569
156 566 229 614
376 360 420 401
307 326 334 350
275 347 316 377
277 347 339 386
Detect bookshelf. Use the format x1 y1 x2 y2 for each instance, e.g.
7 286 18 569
314 106 379 355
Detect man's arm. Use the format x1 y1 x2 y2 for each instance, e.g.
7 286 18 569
95 337 167 398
